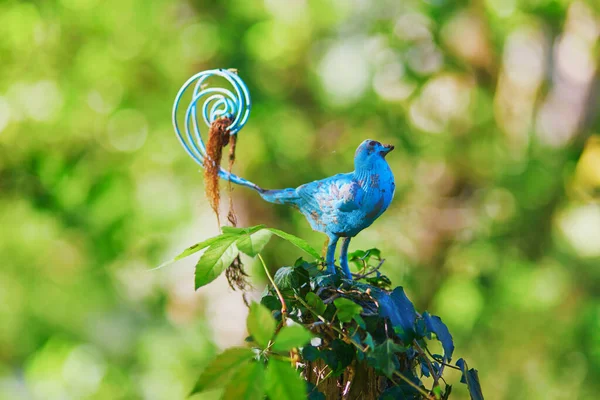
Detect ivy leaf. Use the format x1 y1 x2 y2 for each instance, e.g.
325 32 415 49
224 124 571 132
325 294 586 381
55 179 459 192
367 339 406 378
189 347 255 395
265 358 306 400
321 339 355 375
305 292 326 315
157 234 236 269
301 345 320 362
456 359 484 400
379 380 422 400
333 298 363 323
194 236 239 289
222 360 265 400
372 287 417 341
247 302 276 348
268 228 321 259
423 312 454 362
274 267 298 290
261 295 282 312
236 229 273 257
306 382 326 400
272 325 313 352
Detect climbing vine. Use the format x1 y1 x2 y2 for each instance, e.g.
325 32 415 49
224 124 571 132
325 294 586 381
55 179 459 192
161 225 484 399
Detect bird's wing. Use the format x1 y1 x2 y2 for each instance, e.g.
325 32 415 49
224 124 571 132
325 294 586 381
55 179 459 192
296 174 363 214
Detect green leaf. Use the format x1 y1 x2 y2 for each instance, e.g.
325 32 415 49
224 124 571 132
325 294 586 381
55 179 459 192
194 236 239 289
190 347 255 395
236 229 273 257
247 302 276 348
273 266 298 290
333 298 363 323
320 339 355 375
353 314 366 329
272 325 313 352
222 224 266 235
301 345 320 362
157 234 236 269
305 292 326 315
222 360 265 400
367 339 406 378
265 358 306 400
267 228 321 259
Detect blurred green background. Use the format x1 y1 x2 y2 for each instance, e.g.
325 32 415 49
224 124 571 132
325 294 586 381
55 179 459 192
1 0 599 399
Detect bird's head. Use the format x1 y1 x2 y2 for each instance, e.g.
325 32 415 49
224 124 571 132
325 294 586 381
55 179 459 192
354 139 394 169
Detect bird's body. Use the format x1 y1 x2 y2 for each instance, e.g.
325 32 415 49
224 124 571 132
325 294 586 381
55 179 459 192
261 155 394 238
258 140 396 278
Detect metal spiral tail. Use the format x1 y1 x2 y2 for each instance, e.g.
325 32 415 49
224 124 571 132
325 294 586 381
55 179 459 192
172 69 262 191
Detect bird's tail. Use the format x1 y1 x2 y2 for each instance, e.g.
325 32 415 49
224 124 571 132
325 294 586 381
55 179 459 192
259 188 299 205
172 69 263 193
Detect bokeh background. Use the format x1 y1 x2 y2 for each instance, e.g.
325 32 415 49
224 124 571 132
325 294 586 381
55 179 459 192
1 0 599 399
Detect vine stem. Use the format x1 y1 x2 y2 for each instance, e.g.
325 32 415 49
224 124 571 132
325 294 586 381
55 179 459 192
258 254 287 323
294 295 431 399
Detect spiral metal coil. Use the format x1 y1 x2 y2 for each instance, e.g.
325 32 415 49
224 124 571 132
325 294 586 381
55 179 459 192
172 68 251 168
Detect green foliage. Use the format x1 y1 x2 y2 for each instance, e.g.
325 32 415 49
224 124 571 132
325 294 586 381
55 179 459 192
272 325 313 352
305 292 326 315
161 225 321 289
222 361 266 400
195 236 239 288
368 339 407 378
333 297 363 323
182 224 480 399
190 347 255 395
265 359 307 400
247 302 277 348
191 300 312 400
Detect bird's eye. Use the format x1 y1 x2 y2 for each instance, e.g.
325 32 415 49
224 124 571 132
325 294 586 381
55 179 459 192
368 140 377 146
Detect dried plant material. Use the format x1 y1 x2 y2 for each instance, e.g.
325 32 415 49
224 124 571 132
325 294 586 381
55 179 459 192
225 254 250 291
204 116 233 222
227 134 238 227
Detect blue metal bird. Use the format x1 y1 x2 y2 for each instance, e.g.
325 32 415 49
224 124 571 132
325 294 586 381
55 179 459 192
172 69 396 279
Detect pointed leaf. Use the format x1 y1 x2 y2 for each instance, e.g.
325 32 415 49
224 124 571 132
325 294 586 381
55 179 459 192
367 339 406 378
333 298 363 323
423 312 454 362
320 339 355 375
267 228 321 259
222 224 266 235
372 287 417 341
273 267 298 290
247 302 276 348
305 292 326 315
265 358 306 400
272 325 313 352
157 234 236 269
194 236 239 289
236 229 273 257
222 360 265 400
190 347 254 395
456 358 484 400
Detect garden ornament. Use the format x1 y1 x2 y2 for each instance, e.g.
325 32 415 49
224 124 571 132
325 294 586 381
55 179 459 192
172 69 395 279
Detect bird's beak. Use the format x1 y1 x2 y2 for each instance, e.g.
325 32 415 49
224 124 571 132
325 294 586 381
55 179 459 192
381 144 395 157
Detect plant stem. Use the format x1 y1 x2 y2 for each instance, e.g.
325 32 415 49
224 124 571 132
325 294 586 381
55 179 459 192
413 340 439 389
258 253 287 323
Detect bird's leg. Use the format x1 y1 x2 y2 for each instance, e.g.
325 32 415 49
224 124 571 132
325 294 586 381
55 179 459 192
339 237 352 279
325 235 339 274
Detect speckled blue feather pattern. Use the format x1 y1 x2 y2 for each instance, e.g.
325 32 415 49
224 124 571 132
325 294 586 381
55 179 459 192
260 140 395 277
